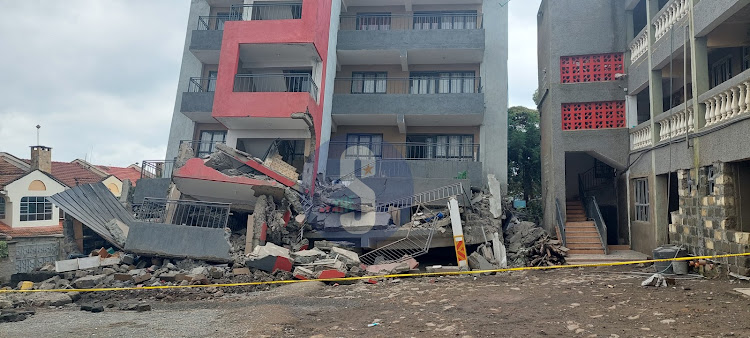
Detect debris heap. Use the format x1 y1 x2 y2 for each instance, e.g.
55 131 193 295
504 221 568 267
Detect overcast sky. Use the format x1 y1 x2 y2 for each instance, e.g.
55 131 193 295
0 0 541 167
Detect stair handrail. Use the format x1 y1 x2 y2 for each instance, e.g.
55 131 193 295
555 198 566 246
579 167 614 193
578 173 609 255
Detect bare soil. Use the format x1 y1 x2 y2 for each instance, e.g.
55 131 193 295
2 265 750 337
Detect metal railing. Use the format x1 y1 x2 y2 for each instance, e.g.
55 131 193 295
328 141 480 161
180 140 226 158
334 77 481 95
188 77 216 93
578 175 609 254
330 158 477 182
197 15 231 30
229 3 303 21
140 160 176 179
135 198 231 229
555 198 566 246
234 73 318 99
340 13 483 31
578 167 614 193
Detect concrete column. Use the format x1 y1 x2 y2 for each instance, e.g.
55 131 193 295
480 1 509 191
316 0 342 175
691 37 709 128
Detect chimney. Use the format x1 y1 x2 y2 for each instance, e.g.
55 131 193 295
30 146 52 174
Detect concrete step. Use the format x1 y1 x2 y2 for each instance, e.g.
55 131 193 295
568 248 606 255
567 243 604 249
566 221 596 227
608 245 631 250
567 237 602 244
567 218 589 222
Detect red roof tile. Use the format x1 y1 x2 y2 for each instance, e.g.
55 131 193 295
0 157 27 189
97 165 141 186
17 160 104 188
0 221 63 238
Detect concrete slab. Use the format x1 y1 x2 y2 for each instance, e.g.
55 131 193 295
566 250 649 265
734 288 750 297
77 257 101 270
55 259 79 273
100 257 121 267
124 222 232 262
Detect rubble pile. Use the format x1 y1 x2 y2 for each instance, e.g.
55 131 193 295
504 221 568 267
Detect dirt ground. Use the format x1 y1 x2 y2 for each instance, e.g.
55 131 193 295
2 265 750 337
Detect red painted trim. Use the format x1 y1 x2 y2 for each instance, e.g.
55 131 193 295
236 156 297 188
260 223 268 243
173 158 285 188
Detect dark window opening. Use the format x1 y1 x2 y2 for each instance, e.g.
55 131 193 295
413 11 478 30
20 196 53 222
735 161 750 232
406 135 475 160
356 12 391 30
346 134 383 158
634 178 650 222
409 72 476 94
351 72 387 94
197 131 227 158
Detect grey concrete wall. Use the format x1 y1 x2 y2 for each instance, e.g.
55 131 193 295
538 0 628 232
337 29 484 51
697 117 750 167
331 93 484 118
124 222 232 262
189 30 223 51
628 57 649 94
0 241 15 284
480 0 509 192
180 92 215 113
694 0 750 37
133 178 172 205
317 0 342 175
563 129 630 169
166 0 211 162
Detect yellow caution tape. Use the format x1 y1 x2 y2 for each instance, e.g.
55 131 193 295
1 252 747 294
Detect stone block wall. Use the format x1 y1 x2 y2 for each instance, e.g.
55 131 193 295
669 162 750 276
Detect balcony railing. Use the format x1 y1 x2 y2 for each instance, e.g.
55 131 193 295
629 27 648 63
702 71 750 128
340 13 483 31
197 15 231 30
653 0 689 41
141 160 176 179
180 140 226 159
328 141 480 161
188 77 216 93
334 76 481 95
233 73 318 99
656 103 694 142
229 3 303 21
135 198 230 229
630 122 653 151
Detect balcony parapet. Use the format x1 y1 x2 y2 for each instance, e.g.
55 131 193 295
653 0 689 42
630 121 653 151
700 69 750 129
630 27 648 63
655 101 694 142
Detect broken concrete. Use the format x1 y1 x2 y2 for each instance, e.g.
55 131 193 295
124 222 232 262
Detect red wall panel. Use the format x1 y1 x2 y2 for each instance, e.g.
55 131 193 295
560 53 624 84
562 101 626 130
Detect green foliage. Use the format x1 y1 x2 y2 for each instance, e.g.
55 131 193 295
0 241 8 259
508 105 541 214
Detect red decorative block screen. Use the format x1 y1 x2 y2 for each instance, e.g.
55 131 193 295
562 101 626 130
560 53 624 83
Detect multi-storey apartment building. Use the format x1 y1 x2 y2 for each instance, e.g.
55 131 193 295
539 0 750 274
164 0 508 203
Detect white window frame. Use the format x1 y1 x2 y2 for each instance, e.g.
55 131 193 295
20 196 53 222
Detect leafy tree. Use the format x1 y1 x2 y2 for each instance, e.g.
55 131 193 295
507 106 541 203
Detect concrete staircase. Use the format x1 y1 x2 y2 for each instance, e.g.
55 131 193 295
565 200 605 254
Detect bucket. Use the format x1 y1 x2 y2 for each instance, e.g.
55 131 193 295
653 246 688 274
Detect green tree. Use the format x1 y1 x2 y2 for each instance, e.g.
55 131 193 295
507 106 541 203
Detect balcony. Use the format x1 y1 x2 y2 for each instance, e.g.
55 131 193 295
331 76 484 127
189 2 305 63
233 73 318 100
337 13 484 66
700 68 750 130
180 77 215 122
652 0 689 42
325 141 482 186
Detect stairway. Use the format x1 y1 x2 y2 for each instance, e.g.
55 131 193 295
565 200 605 254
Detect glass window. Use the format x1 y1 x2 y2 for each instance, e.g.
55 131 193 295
20 196 53 222
356 13 390 31
0 196 5 219
634 178 650 222
706 166 716 196
215 12 230 30
198 131 227 158
407 135 475 160
351 72 387 94
207 71 218 92
345 134 383 158
410 72 475 94
413 11 478 30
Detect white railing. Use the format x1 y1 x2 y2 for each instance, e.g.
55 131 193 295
653 0 689 41
630 124 653 151
630 28 648 63
657 107 694 142
703 81 750 127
